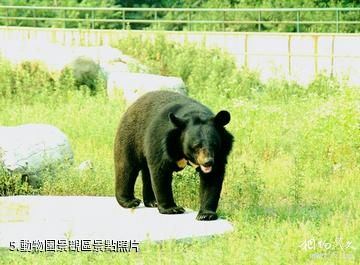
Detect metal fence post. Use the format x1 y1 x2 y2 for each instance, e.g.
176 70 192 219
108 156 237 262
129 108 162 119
154 10 159 29
32 9 37 27
223 11 225 31
336 9 339 33
258 11 261 32
91 9 95 29
296 11 300 32
188 11 192 31
122 10 125 29
6 7 9 26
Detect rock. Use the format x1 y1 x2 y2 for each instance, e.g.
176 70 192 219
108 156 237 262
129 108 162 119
107 72 187 104
101 62 130 75
68 56 105 94
0 196 234 247
78 160 93 173
0 124 73 176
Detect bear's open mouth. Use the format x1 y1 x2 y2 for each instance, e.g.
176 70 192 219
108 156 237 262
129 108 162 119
200 165 212 174
178 159 213 173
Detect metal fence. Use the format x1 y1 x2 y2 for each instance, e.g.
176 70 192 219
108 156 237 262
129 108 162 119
0 6 359 33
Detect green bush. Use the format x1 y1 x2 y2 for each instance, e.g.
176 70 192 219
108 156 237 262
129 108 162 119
0 167 34 196
0 58 106 101
14 61 54 93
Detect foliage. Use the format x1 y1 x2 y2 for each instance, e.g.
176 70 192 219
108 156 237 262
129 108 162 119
0 58 104 102
0 0 116 28
0 167 34 196
0 0 359 32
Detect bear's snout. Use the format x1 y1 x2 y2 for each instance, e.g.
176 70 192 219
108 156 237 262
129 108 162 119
200 158 214 174
196 149 214 174
202 158 214 167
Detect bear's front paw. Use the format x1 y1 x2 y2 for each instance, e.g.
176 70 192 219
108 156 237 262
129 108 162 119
196 210 218 221
144 200 158 208
159 206 185 214
119 198 141 208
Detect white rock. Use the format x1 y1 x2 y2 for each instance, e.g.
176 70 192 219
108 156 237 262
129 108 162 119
107 72 187 104
0 124 73 175
0 196 233 247
78 160 93 172
101 61 131 75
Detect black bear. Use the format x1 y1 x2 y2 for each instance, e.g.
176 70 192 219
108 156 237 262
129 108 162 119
114 91 233 220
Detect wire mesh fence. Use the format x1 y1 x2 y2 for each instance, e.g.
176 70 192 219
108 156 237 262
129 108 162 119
0 6 359 33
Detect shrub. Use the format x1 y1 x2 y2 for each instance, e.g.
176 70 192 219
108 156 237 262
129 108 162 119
0 167 34 196
0 57 107 102
13 61 55 97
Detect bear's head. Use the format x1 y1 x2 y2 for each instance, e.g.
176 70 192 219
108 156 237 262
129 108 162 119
169 110 231 174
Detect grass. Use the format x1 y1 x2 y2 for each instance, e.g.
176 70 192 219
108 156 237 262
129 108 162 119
0 35 359 264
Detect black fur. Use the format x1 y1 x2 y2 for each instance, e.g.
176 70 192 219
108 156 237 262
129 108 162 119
114 91 233 220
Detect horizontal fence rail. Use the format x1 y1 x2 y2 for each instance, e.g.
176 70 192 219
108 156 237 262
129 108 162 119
0 6 359 32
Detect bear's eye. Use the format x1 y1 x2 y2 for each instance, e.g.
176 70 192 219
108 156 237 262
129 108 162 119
191 143 201 150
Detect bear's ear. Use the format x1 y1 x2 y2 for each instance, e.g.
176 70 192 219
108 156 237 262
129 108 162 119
169 113 186 128
214 110 231 127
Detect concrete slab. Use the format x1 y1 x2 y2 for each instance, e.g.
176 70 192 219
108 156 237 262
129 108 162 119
0 196 233 249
